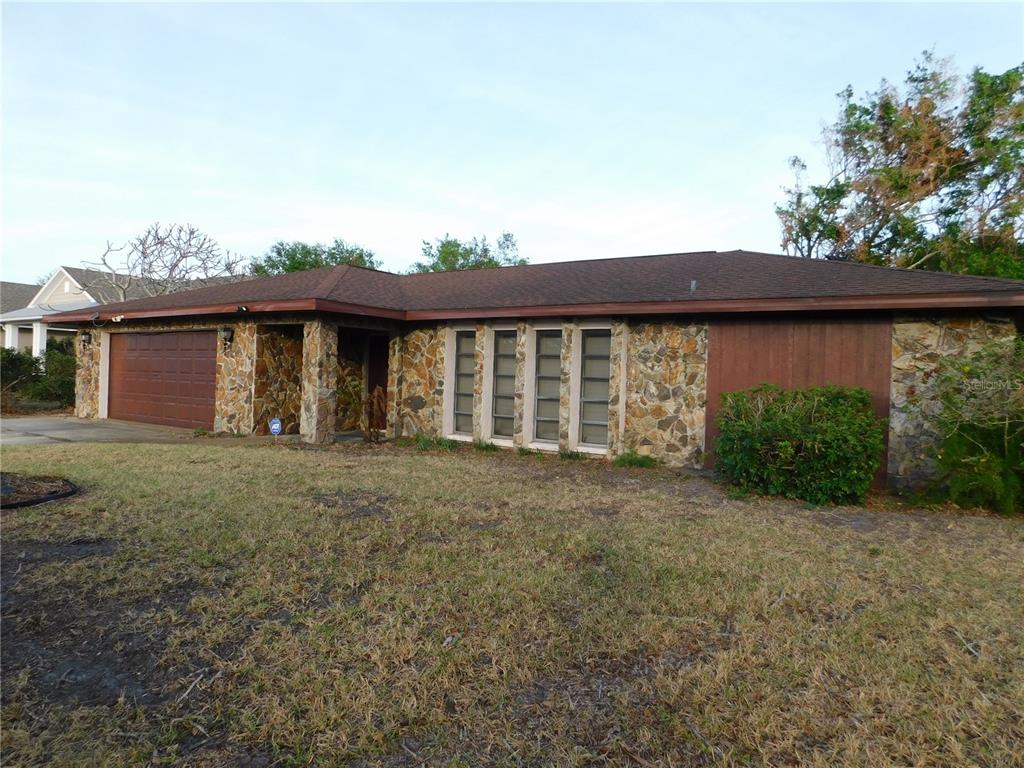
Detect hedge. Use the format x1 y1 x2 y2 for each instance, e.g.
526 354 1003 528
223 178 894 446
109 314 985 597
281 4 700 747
715 384 886 505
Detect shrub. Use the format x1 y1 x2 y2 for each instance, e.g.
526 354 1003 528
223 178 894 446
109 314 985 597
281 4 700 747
0 347 40 394
473 439 498 452
612 450 659 468
23 339 76 406
435 437 458 451
715 384 885 505
415 434 435 451
933 337 1024 514
559 449 585 461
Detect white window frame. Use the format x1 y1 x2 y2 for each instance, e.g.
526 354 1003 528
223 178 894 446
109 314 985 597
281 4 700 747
443 323 477 441
522 322 563 452
479 323 517 447
567 320 614 456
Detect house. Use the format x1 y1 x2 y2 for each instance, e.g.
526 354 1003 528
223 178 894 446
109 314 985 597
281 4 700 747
0 267 151 356
49 250 1023 488
0 280 45 352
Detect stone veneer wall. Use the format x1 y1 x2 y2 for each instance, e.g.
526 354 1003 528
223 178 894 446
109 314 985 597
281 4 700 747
621 320 708 467
607 320 627 455
387 325 446 438
511 321 528 447
557 320 578 450
300 320 338 444
253 325 303 435
74 330 102 419
337 331 367 432
888 314 1018 487
215 321 257 434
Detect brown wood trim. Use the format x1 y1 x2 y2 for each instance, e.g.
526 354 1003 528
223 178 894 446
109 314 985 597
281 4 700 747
50 298 405 323
405 291 1023 320
48 289 1023 325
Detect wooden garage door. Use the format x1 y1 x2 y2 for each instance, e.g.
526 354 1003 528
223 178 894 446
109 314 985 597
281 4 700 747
705 316 892 483
108 332 217 429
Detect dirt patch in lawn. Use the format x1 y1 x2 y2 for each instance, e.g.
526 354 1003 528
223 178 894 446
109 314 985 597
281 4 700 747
313 489 394 521
0 535 193 709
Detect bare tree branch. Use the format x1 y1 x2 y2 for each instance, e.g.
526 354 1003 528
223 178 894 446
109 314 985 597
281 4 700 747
81 223 245 300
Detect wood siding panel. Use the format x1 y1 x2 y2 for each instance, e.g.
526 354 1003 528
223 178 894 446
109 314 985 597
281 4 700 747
108 331 217 429
706 316 892 486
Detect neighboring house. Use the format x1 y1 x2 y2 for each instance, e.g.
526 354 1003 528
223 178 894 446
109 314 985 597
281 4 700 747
49 250 1023 488
0 267 152 356
0 281 44 352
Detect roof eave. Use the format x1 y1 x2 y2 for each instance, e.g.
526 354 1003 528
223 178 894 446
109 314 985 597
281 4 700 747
47 289 1023 325
405 291 1024 320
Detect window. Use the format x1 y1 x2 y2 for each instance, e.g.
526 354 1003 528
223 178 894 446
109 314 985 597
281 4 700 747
492 330 516 438
579 330 611 446
533 330 561 442
453 331 475 434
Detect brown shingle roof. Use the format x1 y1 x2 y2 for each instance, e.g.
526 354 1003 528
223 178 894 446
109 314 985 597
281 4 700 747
49 250 1024 323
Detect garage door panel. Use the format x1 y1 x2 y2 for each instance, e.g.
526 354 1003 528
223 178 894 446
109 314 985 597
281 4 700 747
108 332 216 430
705 316 891 487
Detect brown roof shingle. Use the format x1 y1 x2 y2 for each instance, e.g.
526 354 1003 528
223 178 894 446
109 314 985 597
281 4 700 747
49 250 1024 323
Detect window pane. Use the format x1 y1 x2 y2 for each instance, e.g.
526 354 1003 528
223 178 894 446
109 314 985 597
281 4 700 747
495 355 515 376
457 354 475 374
455 413 473 433
455 393 473 414
538 357 561 377
537 332 562 356
582 357 610 380
456 373 474 395
495 332 517 355
581 401 608 424
583 331 611 357
537 376 560 398
581 423 607 446
456 333 476 354
493 394 514 417
535 420 558 441
493 416 514 437
582 378 609 401
495 375 515 396
536 399 559 420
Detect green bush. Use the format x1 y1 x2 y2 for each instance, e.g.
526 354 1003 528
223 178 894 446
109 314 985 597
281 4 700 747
933 338 1023 514
23 339 76 405
0 347 41 393
559 449 585 461
473 439 498 452
612 450 659 468
715 384 885 505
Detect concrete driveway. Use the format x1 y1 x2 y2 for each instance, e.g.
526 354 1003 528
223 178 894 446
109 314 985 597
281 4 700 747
1 415 192 446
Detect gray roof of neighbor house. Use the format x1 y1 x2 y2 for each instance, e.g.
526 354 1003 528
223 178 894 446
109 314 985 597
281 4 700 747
48 250 1024 324
61 266 196 304
0 281 39 315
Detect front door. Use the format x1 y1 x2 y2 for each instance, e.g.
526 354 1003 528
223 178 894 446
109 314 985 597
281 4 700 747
367 335 389 430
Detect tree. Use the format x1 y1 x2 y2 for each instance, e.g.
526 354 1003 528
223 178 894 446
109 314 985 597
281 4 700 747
410 232 526 273
250 238 380 276
776 53 1024 278
82 223 245 300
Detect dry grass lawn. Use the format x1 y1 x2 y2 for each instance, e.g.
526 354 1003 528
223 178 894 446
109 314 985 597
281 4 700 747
1 441 1022 767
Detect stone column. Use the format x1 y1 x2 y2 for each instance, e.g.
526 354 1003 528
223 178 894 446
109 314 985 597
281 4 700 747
31 321 46 358
558 320 578 451
3 324 18 350
75 330 102 419
300 319 338 444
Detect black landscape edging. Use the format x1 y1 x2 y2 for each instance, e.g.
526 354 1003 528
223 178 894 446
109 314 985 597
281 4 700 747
1 481 80 510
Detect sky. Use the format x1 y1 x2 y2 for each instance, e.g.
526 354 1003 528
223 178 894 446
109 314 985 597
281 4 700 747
2 2 1022 283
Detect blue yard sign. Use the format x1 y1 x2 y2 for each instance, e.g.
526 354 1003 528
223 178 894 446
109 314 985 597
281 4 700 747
269 418 283 436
